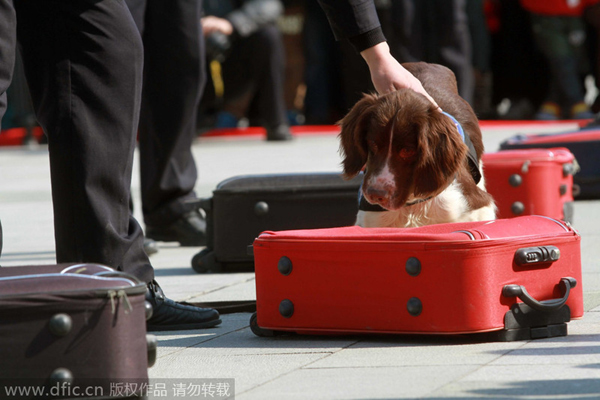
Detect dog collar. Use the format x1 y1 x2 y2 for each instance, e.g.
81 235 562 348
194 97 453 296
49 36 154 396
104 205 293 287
441 111 482 185
441 111 465 142
404 197 433 206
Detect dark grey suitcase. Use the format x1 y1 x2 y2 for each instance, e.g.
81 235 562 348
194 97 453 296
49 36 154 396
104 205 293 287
191 172 363 273
0 264 156 399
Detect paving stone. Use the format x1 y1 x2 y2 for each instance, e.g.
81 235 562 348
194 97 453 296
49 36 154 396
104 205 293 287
429 365 600 399
150 350 333 395
307 338 526 368
487 338 600 366
238 365 479 400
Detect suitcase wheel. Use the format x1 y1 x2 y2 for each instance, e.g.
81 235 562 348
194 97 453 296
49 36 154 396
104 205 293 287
249 312 278 337
49 368 73 385
191 248 222 274
147 334 158 368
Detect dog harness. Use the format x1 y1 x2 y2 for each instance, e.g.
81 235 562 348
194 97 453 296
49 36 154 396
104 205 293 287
358 111 482 212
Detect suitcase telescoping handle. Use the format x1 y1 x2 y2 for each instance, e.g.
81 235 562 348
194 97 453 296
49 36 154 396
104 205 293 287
502 277 577 312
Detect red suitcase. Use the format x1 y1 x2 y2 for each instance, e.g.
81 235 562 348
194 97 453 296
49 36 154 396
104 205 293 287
482 148 576 222
0 264 155 399
250 216 583 341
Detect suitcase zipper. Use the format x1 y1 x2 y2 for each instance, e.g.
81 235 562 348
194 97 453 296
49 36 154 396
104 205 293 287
256 217 577 248
453 216 573 245
0 273 147 300
533 215 571 232
107 289 133 314
451 230 476 240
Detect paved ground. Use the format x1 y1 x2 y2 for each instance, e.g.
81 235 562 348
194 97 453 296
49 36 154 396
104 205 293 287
1 121 599 399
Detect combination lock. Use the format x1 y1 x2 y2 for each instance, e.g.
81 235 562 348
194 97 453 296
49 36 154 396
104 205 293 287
514 246 560 266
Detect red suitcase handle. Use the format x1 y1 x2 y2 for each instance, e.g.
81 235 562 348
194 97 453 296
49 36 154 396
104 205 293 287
502 277 576 312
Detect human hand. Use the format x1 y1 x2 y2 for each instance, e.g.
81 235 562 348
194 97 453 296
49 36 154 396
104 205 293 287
201 16 234 36
360 42 441 110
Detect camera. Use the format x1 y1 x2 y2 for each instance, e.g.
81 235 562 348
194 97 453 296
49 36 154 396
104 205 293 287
205 32 231 63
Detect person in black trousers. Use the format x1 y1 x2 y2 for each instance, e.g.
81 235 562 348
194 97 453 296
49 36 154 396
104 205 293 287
200 0 292 141
0 0 219 331
125 0 208 248
386 0 475 105
317 0 439 106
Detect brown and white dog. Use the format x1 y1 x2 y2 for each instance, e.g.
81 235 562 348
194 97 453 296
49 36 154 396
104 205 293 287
339 62 496 228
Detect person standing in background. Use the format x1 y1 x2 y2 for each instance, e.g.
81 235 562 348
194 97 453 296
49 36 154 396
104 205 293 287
199 0 293 141
317 0 440 107
383 0 474 105
521 0 598 120
126 0 210 248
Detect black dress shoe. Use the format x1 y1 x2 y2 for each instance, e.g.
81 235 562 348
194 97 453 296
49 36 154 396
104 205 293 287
145 210 207 247
143 238 159 256
146 280 221 332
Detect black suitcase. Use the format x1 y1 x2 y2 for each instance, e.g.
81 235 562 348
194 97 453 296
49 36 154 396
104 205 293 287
499 128 600 199
191 172 363 273
0 264 156 399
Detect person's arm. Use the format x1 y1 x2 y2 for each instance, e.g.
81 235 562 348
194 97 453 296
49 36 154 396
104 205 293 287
202 16 234 36
316 0 383 51
360 42 440 108
317 0 439 108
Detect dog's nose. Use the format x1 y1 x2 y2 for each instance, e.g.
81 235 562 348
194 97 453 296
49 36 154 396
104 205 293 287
365 187 388 203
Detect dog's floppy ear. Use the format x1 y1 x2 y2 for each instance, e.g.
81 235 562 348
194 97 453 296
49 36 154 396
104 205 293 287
413 110 468 196
338 93 378 178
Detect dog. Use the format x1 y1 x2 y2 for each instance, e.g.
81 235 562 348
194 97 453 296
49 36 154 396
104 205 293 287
339 62 496 228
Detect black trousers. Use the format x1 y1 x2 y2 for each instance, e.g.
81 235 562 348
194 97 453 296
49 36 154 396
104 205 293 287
0 0 154 282
126 0 205 227
390 0 474 104
0 0 16 122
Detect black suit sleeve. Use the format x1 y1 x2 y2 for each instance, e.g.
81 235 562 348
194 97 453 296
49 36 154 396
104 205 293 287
317 0 386 52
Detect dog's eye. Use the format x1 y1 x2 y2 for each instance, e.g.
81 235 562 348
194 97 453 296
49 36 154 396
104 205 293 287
399 148 416 159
